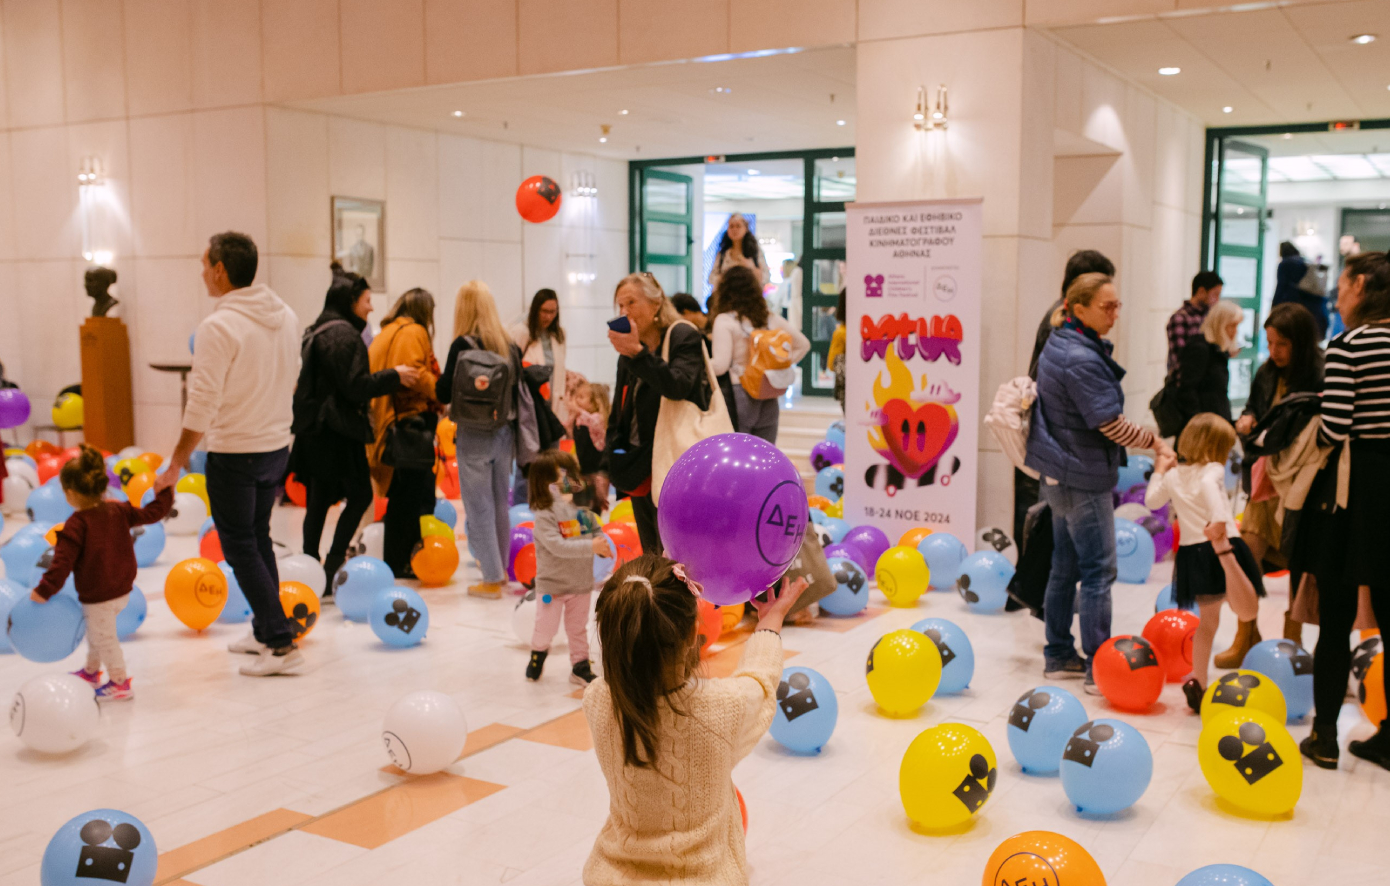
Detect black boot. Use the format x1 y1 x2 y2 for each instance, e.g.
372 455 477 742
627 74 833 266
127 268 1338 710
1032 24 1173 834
1182 677 1203 714
1349 720 1390 771
1300 722 1339 770
525 650 547 681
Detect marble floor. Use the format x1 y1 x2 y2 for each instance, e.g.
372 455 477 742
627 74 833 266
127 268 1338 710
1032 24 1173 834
2 497 1387 886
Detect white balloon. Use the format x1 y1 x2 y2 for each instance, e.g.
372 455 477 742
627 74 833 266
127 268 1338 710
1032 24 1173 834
5 458 39 488
975 526 1018 565
117 445 144 460
1 476 33 515
512 590 538 646
9 673 100 754
381 690 468 775
165 492 208 535
1114 503 1153 523
278 554 326 594
359 524 385 562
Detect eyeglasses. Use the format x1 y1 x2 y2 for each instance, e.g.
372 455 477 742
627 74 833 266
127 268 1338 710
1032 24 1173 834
1097 301 1122 314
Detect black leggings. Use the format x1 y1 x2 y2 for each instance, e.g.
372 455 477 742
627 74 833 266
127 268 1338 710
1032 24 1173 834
383 467 438 576
1313 576 1390 728
302 469 374 593
630 493 662 557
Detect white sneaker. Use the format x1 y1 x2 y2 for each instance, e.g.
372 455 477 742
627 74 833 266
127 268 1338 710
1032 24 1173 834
239 647 305 677
228 631 268 655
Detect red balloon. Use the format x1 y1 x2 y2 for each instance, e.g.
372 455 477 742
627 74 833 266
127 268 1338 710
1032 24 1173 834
437 456 460 499
516 175 562 223
514 542 537 588
199 528 224 562
697 598 722 658
374 495 388 521
35 454 63 485
602 521 642 564
1142 609 1200 683
1092 635 1165 711
285 473 306 507
59 447 82 465
736 786 748 834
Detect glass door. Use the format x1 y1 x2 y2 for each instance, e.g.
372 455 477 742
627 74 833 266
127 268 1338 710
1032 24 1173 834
801 154 854 394
1209 139 1268 406
637 170 694 296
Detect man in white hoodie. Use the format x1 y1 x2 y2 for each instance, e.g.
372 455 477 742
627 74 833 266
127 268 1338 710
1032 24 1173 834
156 232 305 676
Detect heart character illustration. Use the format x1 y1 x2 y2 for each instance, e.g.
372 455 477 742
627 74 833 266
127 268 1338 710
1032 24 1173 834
877 398 959 479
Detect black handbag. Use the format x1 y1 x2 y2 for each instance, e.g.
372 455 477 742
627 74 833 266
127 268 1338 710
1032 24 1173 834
383 410 437 471
1149 376 1184 439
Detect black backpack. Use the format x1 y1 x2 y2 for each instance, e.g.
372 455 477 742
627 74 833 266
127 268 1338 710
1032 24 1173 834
451 337 516 432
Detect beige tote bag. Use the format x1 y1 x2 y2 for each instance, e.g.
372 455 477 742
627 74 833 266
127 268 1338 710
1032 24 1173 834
651 320 734 506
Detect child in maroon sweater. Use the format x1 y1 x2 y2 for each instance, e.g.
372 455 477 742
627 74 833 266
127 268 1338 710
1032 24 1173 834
32 445 173 700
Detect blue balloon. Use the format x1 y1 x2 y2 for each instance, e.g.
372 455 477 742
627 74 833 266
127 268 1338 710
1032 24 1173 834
822 542 869 576
594 534 617 582
508 504 534 528
187 450 207 474
910 618 974 693
103 453 118 470
131 522 165 568
822 517 851 544
1005 685 1089 774
0 578 24 653
216 561 252 624
1115 454 1153 493
1176 865 1274 886
1155 582 1197 614
769 666 838 753
956 551 1014 613
333 556 395 622
433 498 458 529
1060 718 1153 814
813 465 844 501
818 557 869 616
42 808 158 886
369 586 430 647
1 531 52 587
826 420 845 451
1242 638 1314 722
116 587 147 639
7 595 85 663
0 509 4 537
1114 517 1155 584
197 517 216 542
188 331 196 354
807 507 828 526
918 532 968 589
27 484 74 524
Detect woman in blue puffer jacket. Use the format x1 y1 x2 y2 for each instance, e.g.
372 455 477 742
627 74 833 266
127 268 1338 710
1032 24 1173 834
1026 273 1172 694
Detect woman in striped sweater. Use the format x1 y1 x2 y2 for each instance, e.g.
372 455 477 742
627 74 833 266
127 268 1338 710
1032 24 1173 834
1296 250 1390 771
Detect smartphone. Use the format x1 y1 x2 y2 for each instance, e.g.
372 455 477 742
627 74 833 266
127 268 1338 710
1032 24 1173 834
607 316 632 334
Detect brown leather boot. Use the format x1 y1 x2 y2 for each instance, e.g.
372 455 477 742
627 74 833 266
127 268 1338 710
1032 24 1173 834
1214 619 1261 669
1283 614 1303 645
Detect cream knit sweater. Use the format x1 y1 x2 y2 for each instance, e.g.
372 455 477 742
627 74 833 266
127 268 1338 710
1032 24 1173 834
583 630 783 886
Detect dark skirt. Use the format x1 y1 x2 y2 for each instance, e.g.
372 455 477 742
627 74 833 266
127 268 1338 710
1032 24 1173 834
1173 537 1266 608
288 429 370 485
1291 438 1390 588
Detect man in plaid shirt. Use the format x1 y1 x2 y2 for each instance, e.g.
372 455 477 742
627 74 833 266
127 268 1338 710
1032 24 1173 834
1166 270 1224 375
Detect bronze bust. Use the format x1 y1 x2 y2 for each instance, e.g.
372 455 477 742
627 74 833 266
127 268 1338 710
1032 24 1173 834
85 266 118 317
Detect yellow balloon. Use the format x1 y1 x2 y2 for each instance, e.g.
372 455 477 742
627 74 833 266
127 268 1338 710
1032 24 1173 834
876 546 929 607
419 515 453 539
113 457 152 486
1201 670 1287 726
51 393 84 430
1198 708 1301 816
177 473 211 512
608 498 636 525
164 557 228 631
866 629 942 715
899 723 998 830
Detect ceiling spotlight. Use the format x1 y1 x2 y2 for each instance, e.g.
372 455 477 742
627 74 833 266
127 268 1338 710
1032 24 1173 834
711 86 732 94
452 110 464 117
836 119 846 126
1283 132 1293 139
619 109 629 115
1350 33 1376 44
599 137 607 143
1222 106 1233 113
747 169 760 175
1158 66 1181 76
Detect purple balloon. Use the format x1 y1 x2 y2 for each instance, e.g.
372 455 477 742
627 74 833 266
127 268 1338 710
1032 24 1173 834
507 525 533 582
0 389 30 429
1139 514 1174 562
1120 487 1148 507
658 433 809 605
842 525 890 572
810 440 844 473
824 541 871 575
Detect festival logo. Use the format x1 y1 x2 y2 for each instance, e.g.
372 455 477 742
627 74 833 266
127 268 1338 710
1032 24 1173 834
866 347 960 486
860 312 963 365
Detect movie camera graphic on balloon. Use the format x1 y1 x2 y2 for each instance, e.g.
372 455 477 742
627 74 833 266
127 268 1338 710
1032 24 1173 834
862 346 961 496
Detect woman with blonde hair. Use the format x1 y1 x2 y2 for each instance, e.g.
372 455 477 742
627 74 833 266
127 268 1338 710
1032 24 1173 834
435 280 527 598
1174 298 1243 436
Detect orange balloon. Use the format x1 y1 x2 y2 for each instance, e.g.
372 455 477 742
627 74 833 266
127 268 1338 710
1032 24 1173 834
279 581 320 638
125 471 156 506
199 528 224 562
807 494 832 511
1142 609 1200 683
719 604 743 635
412 535 459 586
36 455 63 485
437 457 460 499
602 521 642 564
44 523 64 546
25 440 60 460
558 438 574 455
697 598 722 657
898 527 934 548
437 417 457 457
374 496 388 521
512 542 537 588
1361 654 1386 726
164 557 228 631
139 452 164 471
982 831 1106 886
736 786 748 835
284 473 307 507
516 175 561 223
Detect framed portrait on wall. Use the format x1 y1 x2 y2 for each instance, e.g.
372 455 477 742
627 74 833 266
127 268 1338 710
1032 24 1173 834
332 197 385 291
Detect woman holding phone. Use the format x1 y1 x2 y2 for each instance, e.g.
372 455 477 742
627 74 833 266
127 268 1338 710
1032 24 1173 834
605 272 710 554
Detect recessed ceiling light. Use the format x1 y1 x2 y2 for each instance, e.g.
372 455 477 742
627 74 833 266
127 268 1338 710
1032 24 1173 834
1158 66 1181 76
451 110 464 117
599 137 607 143
1222 106 1233 113
711 86 732 94
1350 33 1376 44
836 119 846 126
747 169 760 175
1283 132 1293 139
619 109 629 115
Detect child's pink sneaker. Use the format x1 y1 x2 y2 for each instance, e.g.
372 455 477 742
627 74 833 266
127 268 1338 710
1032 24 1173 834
71 668 102 686
95 679 133 701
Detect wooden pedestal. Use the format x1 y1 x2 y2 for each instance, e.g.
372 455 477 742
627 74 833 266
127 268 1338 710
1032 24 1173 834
80 317 134 451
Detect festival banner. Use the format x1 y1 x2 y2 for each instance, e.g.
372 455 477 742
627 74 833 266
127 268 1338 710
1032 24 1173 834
843 198 982 543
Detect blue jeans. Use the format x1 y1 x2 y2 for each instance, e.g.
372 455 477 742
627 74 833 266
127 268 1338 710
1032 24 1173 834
206 449 297 649
1040 481 1116 666
457 425 513 584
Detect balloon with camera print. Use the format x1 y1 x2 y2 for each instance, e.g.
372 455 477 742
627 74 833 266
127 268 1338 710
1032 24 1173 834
769 666 838 753
899 723 997 830
910 618 974 694
1005 685 1089 774
41 809 157 886
1241 639 1314 723
818 557 869 616
1176 865 1275 886
955 551 1013 613
1113 517 1155 583
332 556 393 622
1059 718 1153 814
918 532 968 590
370 586 430 648
516 175 562 223
1198 708 1301 816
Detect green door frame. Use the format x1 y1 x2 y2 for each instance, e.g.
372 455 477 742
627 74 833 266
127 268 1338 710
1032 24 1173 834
636 168 695 295
1209 138 1268 406
630 147 855 397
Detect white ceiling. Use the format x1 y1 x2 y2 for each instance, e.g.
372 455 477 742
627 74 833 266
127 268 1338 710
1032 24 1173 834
290 47 856 161
1048 0 1390 127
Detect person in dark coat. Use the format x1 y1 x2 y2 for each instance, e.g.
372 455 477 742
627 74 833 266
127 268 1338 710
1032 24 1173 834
290 262 417 595
1174 299 1242 435
1272 241 1328 338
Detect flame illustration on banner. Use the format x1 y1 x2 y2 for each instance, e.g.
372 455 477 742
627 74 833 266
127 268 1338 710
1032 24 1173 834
867 346 960 479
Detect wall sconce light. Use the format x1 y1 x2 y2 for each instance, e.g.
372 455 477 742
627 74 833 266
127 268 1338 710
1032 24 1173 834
914 84 948 131
571 170 598 198
78 156 111 264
